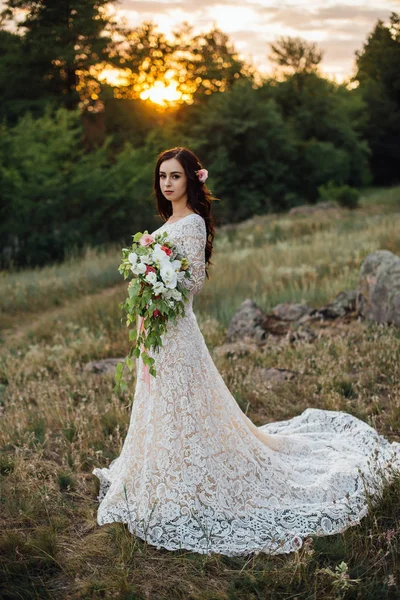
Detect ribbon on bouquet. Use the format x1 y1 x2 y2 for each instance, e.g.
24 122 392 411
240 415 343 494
137 315 151 394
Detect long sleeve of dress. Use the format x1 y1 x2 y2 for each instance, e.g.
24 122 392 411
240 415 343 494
178 216 207 296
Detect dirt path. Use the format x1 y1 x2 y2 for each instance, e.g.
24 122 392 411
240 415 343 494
1 283 126 347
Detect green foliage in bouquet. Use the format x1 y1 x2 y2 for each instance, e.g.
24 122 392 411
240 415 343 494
115 230 191 393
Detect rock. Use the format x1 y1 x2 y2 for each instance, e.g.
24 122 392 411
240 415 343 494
286 326 317 343
84 358 125 375
227 299 268 343
315 290 357 319
245 367 299 388
289 201 338 216
357 250 400 327
272 302 313 321
261 314 291 336
227 299 318 345
213 342 260 361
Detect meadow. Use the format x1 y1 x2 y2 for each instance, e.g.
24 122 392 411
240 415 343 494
1 187 400 599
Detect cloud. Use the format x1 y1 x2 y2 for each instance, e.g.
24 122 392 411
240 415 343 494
118 0 398 79
120 0 233 14
266 4 391 34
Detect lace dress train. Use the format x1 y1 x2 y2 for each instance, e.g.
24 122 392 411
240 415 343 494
93 213 400 556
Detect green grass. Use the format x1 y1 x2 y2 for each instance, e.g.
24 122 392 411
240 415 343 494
0 243 123 323
1 186 400 599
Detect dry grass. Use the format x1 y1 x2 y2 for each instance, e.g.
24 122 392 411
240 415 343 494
1 186 400 599
0 244 123 328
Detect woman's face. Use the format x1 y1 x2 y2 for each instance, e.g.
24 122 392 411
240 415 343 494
159 158 188 204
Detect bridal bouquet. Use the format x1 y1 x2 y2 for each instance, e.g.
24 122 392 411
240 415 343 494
115 229 192 392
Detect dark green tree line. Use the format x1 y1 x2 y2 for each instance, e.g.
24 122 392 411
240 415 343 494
354 12 400 184
1 9 399 268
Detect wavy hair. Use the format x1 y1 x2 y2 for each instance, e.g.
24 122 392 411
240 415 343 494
154 146 217 280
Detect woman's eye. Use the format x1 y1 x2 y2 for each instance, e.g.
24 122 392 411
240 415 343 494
173 175 180 179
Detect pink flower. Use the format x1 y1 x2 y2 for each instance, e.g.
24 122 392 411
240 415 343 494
161 245 172 256
196 168 208 183
139 234 155 246
145 265 156 274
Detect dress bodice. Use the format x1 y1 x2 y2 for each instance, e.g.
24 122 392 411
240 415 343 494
151 213 207 315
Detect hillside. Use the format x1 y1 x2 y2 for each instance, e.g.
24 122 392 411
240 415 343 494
1 187 400 600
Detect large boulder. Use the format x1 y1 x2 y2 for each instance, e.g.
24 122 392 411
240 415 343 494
357 250 400 327
227 299 268 343
227 299 318 344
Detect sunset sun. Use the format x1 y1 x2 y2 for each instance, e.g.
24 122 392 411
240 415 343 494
98 66 193 107
140 80 182 106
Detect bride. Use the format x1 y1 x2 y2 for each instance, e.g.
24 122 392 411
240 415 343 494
93 146 400 556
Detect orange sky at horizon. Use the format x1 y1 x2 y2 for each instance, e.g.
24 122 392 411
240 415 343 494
1 0 399 106
115 0 400 82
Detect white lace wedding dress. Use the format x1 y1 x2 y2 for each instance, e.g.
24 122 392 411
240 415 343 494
93 213 400 556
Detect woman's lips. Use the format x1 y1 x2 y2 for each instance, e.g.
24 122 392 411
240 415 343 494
164 191 173 194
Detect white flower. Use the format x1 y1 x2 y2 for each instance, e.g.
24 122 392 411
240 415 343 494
128 252 138 266
171 259 181 271
145 271 157 284
153 244 169 262
162 289 182 301
134 262 146 275
160 263 178 289
140 254 151 264
170 288 182 301
153 281 166 294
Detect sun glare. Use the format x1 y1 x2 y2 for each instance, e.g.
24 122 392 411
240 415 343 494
140 80 182 106
98 67 131 86
97 66 192 107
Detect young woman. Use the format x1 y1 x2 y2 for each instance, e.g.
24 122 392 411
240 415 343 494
93 146 400 557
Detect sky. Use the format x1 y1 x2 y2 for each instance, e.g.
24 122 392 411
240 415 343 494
115 0 400 81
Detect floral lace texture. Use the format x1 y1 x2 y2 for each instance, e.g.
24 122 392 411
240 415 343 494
93 213 400 556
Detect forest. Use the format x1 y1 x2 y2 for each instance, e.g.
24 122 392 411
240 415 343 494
0 2 399 269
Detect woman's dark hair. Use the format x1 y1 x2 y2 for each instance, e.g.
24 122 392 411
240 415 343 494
154 146 217 280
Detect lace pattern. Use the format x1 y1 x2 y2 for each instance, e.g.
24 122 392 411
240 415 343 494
93 213 400 556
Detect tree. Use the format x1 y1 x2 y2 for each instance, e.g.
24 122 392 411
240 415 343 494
260 72 371 200
177 25 254 100
109 21 176 101
109 21 253 105
1 0 119 112
269 36 324 75
354 12 400 183
0 29 52 124
187 79 299 222
0 107 163 268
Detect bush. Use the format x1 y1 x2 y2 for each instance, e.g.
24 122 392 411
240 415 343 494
318 181 360 209
0 106 160 269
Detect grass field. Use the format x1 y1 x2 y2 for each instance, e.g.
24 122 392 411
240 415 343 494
1 187 400 599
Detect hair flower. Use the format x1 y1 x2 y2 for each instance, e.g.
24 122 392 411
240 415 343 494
196 168 208 183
